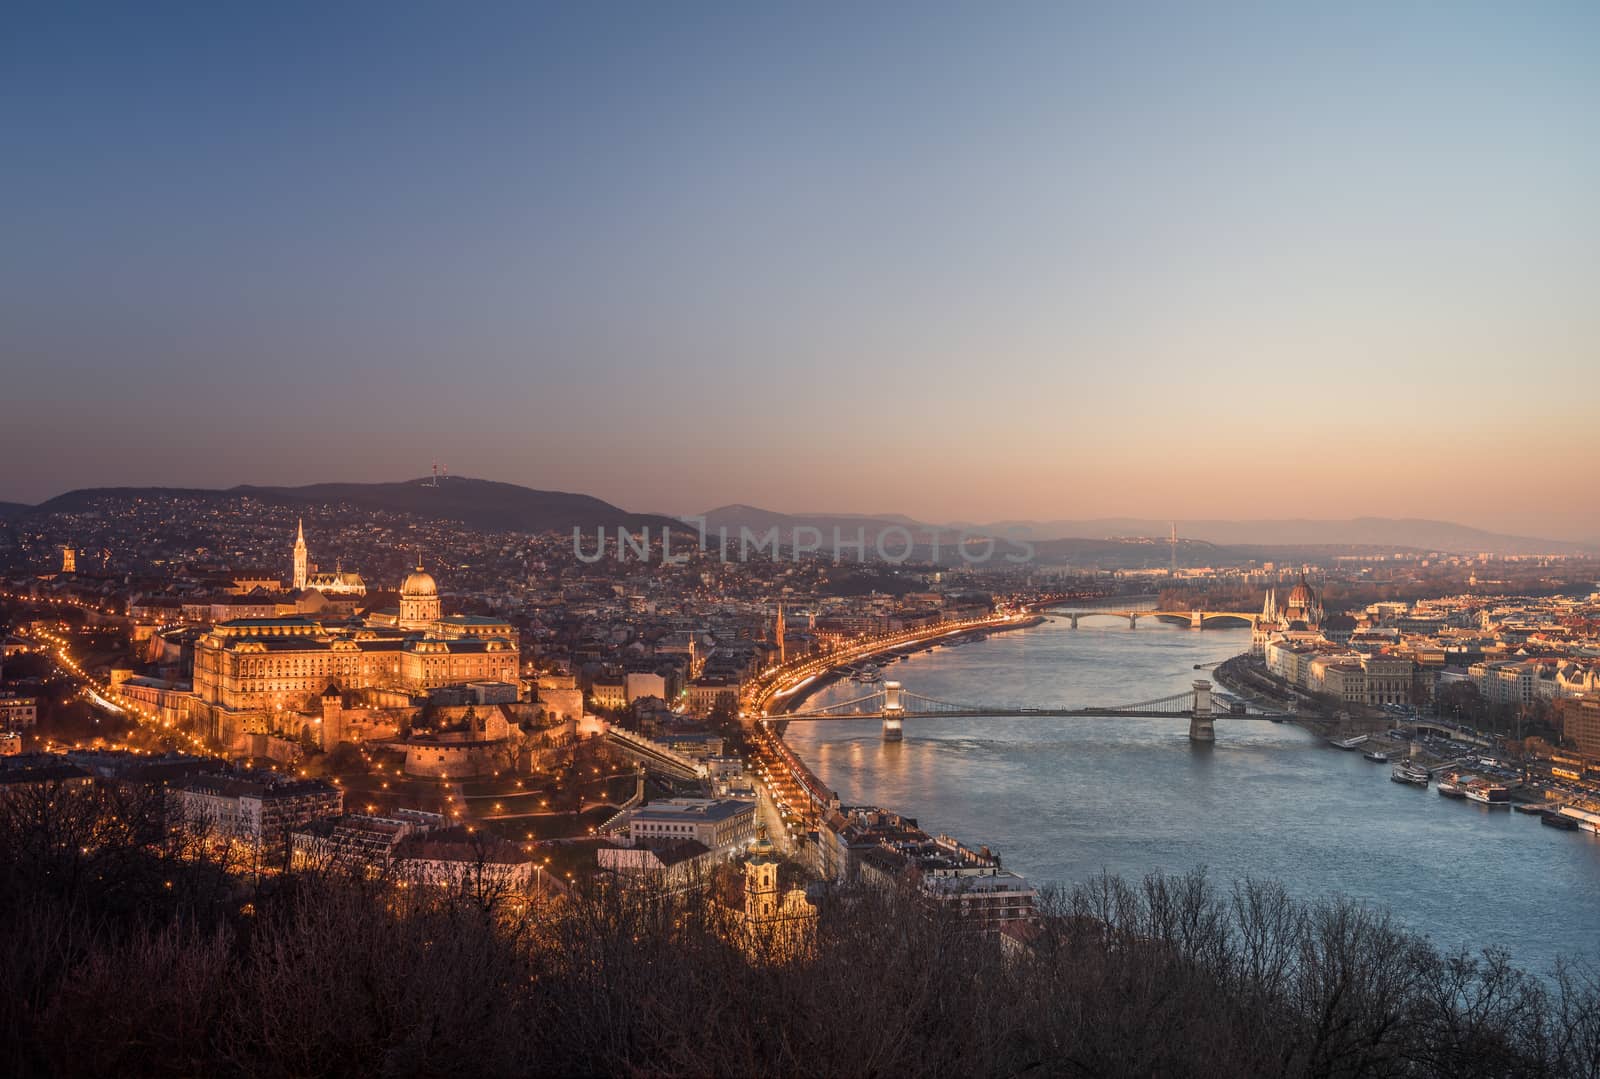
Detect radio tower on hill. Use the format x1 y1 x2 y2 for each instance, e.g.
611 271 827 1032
1170 522 1178 573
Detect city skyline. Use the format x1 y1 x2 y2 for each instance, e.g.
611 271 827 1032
6 5 1600 1072
3 2 1595 537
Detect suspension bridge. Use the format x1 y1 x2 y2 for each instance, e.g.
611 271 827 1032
767 679 1291 743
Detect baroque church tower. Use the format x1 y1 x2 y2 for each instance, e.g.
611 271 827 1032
744 826 782 920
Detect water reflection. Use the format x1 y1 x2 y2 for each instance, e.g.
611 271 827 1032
783 621 1600 974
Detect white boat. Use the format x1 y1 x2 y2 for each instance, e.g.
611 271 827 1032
1464 782 1510 807
1362 749 1390 763
1390 763 1429 787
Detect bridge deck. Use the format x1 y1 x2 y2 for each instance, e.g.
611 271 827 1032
774 709 1287 721
1043 609 1258 622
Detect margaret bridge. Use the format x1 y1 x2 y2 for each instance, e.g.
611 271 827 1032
1040 608 1260 630
768 678 1292 744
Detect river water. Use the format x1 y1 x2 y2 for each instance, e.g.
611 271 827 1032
784 618 1600 974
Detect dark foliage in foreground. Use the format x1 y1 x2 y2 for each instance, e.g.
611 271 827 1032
1 782 1598 1078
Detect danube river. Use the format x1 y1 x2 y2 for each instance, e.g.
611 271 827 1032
784 619 1600 974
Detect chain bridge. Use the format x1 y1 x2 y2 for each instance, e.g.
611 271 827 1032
768 679 1289 743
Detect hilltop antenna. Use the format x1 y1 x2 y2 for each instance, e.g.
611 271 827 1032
429 461 441 487
1170 522 1178 573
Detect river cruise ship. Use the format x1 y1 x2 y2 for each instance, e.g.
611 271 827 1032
1464 781 1511 807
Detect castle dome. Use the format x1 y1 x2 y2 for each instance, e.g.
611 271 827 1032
401 563 437 597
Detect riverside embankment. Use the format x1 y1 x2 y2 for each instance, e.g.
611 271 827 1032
767 615 1045 716
745 612 1045 718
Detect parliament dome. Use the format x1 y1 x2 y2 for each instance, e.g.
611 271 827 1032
1288 574 1316 608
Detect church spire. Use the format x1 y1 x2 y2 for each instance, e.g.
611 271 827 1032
292 518 309 591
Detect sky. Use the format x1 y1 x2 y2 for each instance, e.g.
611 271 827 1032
2 3 1596 539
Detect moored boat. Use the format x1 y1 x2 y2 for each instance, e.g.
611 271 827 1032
1391 762 1429 787
1464 780 1511 807
1541 810 1580 830
1437 772 1468 799
1363 749 1390 763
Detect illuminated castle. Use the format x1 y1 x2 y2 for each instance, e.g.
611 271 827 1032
194 555 518 749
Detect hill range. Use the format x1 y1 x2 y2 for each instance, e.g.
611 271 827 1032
0 481 1589 559
694 505 1595 560
7 479 677 536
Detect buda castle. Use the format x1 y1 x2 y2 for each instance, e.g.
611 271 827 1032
192 526 519 749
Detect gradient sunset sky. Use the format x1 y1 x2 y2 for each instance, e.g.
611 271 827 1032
3 3 1595 538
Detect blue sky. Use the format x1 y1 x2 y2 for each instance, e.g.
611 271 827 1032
3 3 1595 537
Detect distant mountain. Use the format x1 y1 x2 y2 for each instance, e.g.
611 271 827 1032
32 478 678 535
693 505 938 543
974 517 1594 557
0 502 30 519
692 505 999 558
698 505 1591 555
691 505 1596 562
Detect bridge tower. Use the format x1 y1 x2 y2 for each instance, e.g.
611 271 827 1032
882 680 904 742
1189 679 1215 743
1190 609 1204 630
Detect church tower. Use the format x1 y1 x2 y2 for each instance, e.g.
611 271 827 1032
775 603 786 666
745 825 781 920
292 519 308 591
